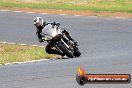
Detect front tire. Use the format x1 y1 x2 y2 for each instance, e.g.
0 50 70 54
74 47 81 57
58 42 74 58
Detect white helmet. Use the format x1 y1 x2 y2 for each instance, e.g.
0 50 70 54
34 17 44 28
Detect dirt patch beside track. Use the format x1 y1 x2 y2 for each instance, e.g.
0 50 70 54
0 7 132 18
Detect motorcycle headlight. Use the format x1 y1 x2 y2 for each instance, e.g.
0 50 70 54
52 29 58 37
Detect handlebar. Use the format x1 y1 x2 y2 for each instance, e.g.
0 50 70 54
45 22 60 26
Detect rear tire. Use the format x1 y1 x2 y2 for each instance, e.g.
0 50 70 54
58 43 74 58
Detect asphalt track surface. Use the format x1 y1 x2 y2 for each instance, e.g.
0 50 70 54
0 11 132 88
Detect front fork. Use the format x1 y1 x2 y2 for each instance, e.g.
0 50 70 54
61 39 70 48
54 39 70 54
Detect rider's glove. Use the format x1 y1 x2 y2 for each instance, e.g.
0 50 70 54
43 22 48 27
42 37 46 41
38 37 45 43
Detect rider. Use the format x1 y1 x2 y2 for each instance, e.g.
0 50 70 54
33 17 76 57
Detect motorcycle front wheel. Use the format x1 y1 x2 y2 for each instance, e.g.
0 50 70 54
73 47 81 57
58 42 74 58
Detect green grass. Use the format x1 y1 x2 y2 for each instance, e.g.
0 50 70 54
0 0 132 13
0 43 56 64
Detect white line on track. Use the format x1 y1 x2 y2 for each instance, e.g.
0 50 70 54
2 59 49 66
14 11 22 13
0 41 44 47
0 9 83 16
40 13 48 14
0 10 9 11
26 12 35 14
0 9 130 19
74 15 82 17
32 45 38 46
1 42 7 44
19 44 27 46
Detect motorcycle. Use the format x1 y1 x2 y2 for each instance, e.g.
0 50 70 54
42 22 81 58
